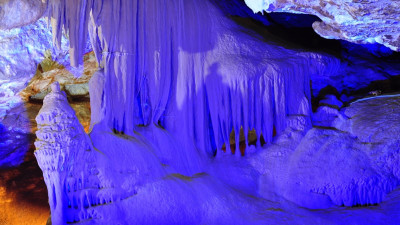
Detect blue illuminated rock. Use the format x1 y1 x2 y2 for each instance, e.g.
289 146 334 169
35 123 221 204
319 95 343 109
26 0 400 223
0 18 68 80
244 0 400 51
0 0 45 29
312 106 344 127
34 82 98 224
0 17 69 122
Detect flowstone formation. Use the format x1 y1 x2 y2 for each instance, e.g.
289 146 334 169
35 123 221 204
29 0 400 223
244 0 400 51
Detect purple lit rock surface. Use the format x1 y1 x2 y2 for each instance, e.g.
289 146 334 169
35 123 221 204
0 0 45 29
0 17 74 167
0 18 61 167
36 75 400 224
34 82 97 224
0 17 70 110
244 0 400 51
22 0 400 224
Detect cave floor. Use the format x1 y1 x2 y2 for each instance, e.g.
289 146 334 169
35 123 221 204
1 94 400 224
1 153 399 225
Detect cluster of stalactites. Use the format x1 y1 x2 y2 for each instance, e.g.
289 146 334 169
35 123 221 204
46 0 93 67
206 64 311 157
46 0 317 158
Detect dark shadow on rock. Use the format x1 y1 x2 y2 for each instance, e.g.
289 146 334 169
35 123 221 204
311 85 340 111
343 74 400 102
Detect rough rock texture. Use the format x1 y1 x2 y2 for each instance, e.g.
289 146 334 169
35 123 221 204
64 83 89 98
35 0 337 222
0 117 32 168
0 49 95 170
309 41 400 99
312 106 347 127
21 51 97 102
34 82 400 223
244 0 400 51
0 48 95 169
0 0 45 30
0 17 68 79
34 83 97 224
0 18 93 221
0 17 69 127
255 94 400 209
0 15 91 113
319 95 343 108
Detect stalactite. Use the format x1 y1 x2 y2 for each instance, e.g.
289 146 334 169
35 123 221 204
47 0 93 67
46 0 329 157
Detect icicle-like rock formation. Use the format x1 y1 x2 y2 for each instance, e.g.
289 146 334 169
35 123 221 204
46 0 338 157
244 0 400 51
46 0 92 67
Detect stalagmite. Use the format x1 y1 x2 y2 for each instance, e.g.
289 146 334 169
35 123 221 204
35 82 99 224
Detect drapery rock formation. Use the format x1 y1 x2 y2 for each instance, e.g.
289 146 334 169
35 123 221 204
244 0 400 51
46 0 339 157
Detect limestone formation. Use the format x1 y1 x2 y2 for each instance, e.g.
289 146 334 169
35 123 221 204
0 0 45 30
14 0 400 223
34 82 98 224
244 0 400 51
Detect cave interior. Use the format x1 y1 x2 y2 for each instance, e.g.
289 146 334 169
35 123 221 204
1 0 400 224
